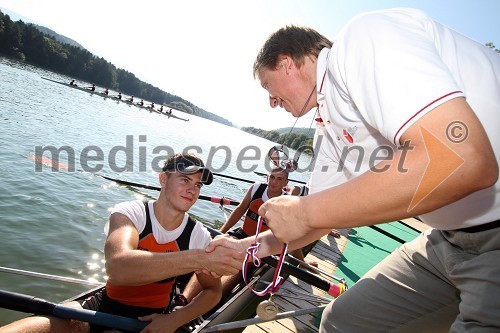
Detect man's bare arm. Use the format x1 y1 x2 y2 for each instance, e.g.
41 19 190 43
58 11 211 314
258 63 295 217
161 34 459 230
105 214 241 285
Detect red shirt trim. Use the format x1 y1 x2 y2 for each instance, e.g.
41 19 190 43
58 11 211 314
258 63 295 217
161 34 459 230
393 91 462 145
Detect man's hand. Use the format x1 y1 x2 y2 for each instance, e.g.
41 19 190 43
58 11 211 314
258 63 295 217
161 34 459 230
206 234 246 252
139 313 178 333
259 195 311 244
200 235 246 276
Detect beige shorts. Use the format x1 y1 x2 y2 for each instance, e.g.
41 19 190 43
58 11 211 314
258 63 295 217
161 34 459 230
320 224 500 333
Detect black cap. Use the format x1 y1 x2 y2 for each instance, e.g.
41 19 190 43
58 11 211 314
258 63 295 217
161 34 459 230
162 154 213 185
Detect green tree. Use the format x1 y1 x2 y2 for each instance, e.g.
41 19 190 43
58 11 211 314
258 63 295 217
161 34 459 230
486 42 500 53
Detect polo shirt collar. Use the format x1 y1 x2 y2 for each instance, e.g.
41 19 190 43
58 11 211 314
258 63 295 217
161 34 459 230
316 47 330 104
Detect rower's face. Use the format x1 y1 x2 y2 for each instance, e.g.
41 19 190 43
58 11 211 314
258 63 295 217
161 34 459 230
160 172 202 212
267 171 288 192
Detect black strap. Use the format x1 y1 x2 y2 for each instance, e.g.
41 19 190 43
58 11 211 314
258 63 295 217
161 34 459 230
139 201 153 240
140 200 196 249
176 217 196 251
251 183 268 201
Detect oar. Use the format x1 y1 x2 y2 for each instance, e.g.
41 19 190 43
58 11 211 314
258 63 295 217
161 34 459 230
28 154 247 196
285 255 344 283
100 176 240 206
0 266 102 286
254 171 307 185
0 290 147 332
212 172 255 184
206 227 346 298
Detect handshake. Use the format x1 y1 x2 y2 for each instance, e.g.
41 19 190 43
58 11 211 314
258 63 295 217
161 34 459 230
197 234 251 277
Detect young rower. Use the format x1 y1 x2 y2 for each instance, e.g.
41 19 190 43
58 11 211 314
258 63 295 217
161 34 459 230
0 153 240 333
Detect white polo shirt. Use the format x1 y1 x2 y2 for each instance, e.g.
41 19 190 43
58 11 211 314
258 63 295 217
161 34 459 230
309 8 500 230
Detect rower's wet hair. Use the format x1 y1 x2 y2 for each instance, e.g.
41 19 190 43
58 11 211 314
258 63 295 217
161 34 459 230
270 167 289 180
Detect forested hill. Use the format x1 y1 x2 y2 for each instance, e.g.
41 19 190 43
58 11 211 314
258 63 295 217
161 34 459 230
0 10 234 127
241 126 314 151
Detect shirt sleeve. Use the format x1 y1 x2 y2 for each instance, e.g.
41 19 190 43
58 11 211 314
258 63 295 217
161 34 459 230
334 9 464 146
105 200 146 236
189 221 212 250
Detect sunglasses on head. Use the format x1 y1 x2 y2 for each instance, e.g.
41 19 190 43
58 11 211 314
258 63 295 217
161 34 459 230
268 144 315 173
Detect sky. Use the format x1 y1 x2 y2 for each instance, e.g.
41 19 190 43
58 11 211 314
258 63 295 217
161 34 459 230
1 0 499 130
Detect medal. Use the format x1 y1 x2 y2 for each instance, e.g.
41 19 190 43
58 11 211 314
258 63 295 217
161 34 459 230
243 217 288 321
256 298 278 320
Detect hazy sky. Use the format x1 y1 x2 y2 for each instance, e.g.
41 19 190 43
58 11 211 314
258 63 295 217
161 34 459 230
1 0 498 130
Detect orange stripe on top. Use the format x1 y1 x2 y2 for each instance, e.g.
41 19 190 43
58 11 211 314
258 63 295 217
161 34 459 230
242 198 269 236
106 234 180 308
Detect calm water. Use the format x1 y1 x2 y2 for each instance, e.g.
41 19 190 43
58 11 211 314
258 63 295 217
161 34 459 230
0 57 311 325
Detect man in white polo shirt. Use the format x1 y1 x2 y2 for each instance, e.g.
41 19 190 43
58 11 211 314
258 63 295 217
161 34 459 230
207 7 500 332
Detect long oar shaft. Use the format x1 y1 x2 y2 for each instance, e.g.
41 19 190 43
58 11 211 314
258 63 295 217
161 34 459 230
212 172 254 184
0 290 147 332
0 266 101 286
203 304 327 332
100 176 240 206
285 255 344 283
253 171 306 185
262 256 342 297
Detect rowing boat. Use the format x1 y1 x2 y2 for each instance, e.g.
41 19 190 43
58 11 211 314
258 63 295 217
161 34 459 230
0 172 346 332
40 77 189 122
0 214 335 332
0 240 314 332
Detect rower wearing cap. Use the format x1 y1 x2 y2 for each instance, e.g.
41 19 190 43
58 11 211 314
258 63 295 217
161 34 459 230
0 153 235 333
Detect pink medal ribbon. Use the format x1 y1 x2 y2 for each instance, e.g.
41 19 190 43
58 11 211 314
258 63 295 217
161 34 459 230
242 216 289 296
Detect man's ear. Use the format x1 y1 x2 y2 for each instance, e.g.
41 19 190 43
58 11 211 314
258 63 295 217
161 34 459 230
159 172 168 187
280 55 294 74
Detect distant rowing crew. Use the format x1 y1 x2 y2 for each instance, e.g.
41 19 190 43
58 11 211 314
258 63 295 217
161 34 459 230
69 80 173 115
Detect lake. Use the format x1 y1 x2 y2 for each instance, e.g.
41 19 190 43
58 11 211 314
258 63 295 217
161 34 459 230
0 56 312 325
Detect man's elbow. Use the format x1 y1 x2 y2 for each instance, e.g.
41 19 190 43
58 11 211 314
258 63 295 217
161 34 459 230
472 151 499 190
466 148 499 192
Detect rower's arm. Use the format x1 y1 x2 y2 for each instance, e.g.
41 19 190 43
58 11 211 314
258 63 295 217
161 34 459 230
219 185 253 233
105 213 240 285
138 274 221 333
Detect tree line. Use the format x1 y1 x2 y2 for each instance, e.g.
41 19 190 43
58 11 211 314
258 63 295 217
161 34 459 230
0 10 233 126
241 126 314 152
